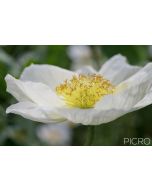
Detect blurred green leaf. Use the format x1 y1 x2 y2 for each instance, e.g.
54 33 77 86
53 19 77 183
102 45 149 65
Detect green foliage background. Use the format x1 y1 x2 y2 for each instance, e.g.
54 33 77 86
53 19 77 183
0 45 152 146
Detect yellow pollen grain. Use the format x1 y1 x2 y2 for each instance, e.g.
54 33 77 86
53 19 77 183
56 74 115 109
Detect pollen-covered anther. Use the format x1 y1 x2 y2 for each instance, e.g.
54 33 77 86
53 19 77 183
56 74 115 108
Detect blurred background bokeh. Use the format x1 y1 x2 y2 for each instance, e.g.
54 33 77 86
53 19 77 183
0 45 152 146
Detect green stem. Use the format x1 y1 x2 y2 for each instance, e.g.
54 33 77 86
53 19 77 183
84 125 95 146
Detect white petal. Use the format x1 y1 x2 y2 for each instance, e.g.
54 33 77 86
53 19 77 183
96 62 152 110
5 74 63 107
99 54 141 84
56 107 127 125
20 64 74 90
6 102 65 123
76 65 97 74
133 87 152 109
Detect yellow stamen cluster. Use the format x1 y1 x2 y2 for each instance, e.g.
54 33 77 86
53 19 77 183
56 74 115 109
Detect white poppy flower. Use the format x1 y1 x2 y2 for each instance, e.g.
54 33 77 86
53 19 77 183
5 54 152 125
37 121 72 145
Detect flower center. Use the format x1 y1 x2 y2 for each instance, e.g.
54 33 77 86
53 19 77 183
56 74 115 109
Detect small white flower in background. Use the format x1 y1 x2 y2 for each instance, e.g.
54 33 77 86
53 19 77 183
37 122 72 145
5 54 152 125
67 45 97 71
68 45 92 61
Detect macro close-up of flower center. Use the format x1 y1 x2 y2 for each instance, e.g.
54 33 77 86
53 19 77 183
56 74 116 108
